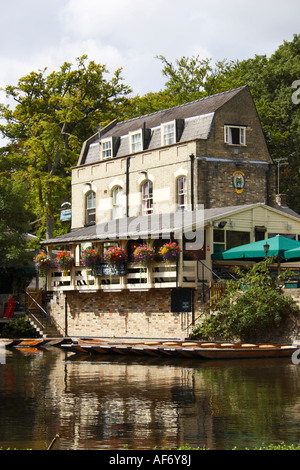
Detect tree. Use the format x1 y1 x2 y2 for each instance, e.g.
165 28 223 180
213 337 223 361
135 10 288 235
191 258 298 342
156 54 236 105
0 56 132 239
0 176 31 267
156 36 300 212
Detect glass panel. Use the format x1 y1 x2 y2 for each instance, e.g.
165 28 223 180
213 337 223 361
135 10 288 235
213 230 225 243
226 231 250 250
163 123 175 145
131 133 142 152
113 187 123 219
178 177 187 209
102 140 112 158
87 192 96 209
142 181 153 215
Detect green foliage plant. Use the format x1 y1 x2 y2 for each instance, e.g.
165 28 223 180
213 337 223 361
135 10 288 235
0 317 39 338
191 258 299 342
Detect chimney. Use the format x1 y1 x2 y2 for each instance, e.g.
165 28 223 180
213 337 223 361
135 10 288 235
276 194 287 206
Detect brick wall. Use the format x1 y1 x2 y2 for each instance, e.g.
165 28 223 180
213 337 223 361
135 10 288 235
197 87 276 209
48 289 194 340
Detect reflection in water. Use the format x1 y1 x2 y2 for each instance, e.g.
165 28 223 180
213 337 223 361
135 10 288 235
0 347 300 450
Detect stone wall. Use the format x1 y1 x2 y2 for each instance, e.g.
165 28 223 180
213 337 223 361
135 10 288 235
48 289 195 340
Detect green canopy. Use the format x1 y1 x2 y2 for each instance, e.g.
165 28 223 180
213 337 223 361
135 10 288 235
211 235 300 260
283 246 300 259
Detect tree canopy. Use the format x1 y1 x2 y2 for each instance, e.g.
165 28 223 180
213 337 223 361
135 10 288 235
0 55 132 240
0 177 32 268
0 35 299 249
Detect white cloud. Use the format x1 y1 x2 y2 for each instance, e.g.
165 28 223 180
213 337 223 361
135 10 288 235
0 0 299 96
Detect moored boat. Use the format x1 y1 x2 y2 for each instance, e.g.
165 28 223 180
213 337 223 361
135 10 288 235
61 338 298 360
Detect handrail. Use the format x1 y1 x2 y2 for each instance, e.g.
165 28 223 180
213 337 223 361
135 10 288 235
26 309 45 329
24 290 48 316
24 290 47 329
198 259 238 281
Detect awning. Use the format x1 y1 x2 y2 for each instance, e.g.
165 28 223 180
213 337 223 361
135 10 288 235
212 235 300 260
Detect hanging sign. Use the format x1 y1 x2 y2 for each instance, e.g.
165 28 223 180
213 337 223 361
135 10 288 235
60 209 72 222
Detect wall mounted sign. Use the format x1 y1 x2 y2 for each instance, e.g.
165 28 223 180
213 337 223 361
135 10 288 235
94 263 127 277
232 170 245 194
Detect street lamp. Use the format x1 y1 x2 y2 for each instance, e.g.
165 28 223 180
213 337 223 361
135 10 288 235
264 242 270 257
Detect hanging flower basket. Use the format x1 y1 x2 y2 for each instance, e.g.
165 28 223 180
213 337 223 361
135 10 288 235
33 251 52 274
132 245 155 267
54 250 74 274
103 246 127 266
80 248 101 268
159 242 180 263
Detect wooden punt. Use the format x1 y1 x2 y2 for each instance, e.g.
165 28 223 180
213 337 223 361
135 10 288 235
192 345 298 360
61 338 298 360
13 339 47 348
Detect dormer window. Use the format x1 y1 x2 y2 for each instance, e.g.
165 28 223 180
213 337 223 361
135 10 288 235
161 121 175 146
101 138 112 159
130 130 143 153
224 125 246 145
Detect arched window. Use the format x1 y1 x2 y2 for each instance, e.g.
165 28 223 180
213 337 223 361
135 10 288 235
177 176 187 211
112 186 123 219
85 191 96 225
141 180 153 215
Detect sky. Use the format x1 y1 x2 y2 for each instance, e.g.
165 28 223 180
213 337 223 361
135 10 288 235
0 0 299 100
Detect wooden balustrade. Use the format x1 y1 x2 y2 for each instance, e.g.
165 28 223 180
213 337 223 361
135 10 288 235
47 260 198 292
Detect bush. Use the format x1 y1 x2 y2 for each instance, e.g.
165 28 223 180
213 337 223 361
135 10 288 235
191 258 299 342
0 317 40 338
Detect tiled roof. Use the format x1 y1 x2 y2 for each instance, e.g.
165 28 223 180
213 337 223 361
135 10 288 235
80 86 248 165
41 204 254 245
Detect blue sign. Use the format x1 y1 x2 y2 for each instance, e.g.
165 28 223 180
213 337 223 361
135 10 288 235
60 209 72 222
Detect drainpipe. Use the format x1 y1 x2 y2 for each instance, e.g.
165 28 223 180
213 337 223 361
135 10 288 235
65 296 68 337
126 156 131 217
190 154 195 211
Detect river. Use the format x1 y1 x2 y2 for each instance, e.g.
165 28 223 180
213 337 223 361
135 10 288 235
1 344 300 450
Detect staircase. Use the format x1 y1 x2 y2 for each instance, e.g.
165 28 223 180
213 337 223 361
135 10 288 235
24 290 64 338
26 310 64 338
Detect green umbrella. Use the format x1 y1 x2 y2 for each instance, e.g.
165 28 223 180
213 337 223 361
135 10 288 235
283 246 300 259
211 235 300 260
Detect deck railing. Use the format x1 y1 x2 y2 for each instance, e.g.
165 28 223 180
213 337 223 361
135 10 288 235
47 260 198 292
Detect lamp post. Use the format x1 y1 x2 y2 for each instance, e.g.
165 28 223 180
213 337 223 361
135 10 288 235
264 242 270 257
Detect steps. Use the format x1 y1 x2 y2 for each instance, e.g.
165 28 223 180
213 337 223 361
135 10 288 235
26 310 64 338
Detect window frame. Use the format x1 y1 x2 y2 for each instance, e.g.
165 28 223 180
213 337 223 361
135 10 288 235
161 120 176 146
129 130 143 153
85 190 96 225
224 125 246 146
141 180 153 215
177 176 187 211
112 186 123 219
101 138 113 159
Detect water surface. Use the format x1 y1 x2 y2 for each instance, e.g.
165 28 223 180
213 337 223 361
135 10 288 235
1 345 300 450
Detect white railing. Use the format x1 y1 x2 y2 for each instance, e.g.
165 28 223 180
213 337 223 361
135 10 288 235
47 260 198 292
